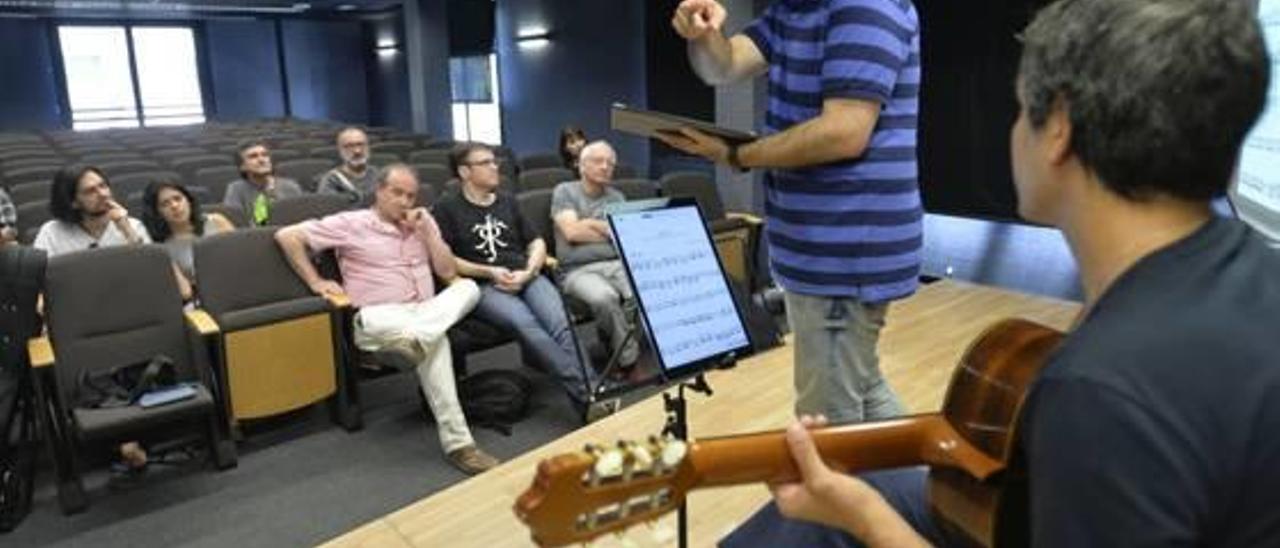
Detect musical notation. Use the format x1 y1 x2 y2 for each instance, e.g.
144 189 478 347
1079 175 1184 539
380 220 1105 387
610 204 750 370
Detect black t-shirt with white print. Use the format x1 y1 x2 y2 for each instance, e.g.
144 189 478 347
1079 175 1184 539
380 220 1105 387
434 189 537 272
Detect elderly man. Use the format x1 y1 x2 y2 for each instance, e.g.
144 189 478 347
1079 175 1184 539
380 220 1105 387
435 142 602 421
550 140 639 372
317 126 379 206
274 164 498 475
222 139 303 226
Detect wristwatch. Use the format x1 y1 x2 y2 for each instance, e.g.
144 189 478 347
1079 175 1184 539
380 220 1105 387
727 142 749 173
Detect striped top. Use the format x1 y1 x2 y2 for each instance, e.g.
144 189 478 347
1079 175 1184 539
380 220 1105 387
744 0 922 302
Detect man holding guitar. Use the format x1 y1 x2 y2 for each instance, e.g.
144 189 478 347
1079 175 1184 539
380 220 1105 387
721 0 1280 546
518 0 1278 545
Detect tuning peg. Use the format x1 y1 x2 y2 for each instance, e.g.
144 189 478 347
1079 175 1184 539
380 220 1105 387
660 440 688 469
594 449 625 479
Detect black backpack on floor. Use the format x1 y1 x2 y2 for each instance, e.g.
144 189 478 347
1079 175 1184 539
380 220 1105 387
459 369 532 436
0 246 45 533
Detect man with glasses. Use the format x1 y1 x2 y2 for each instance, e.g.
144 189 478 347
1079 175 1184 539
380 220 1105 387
435 143 602 421
551 141 640 374
318 127 380 206
222 139 303 226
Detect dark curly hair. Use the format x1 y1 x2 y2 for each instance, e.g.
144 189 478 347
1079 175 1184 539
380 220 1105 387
558 125 587 170
141 180 206 242
48 164 108 224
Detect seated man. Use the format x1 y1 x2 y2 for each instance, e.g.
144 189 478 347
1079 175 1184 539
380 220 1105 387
0 187 16 246
222 139 303 226
32 164 157 477
434 142 598 420
718 0 1280 546
551 141 639 371
274 164 499 475
34 165 150 254
317 126 379 206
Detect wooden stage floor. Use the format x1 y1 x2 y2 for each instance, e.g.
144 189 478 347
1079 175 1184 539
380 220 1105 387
323 280 1081 547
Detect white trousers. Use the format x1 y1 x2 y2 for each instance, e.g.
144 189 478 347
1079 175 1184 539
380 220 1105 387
353 279 481 453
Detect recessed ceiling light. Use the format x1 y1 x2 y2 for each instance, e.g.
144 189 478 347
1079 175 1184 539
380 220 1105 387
335 3 357 11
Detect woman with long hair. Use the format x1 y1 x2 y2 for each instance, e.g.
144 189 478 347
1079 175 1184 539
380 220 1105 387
141 180 235 297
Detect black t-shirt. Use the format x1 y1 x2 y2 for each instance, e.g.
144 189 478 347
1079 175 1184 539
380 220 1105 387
1018 218 1280 547
434 190 537 271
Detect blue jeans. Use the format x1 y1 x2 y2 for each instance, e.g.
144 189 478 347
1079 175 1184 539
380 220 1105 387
720 467 959 547
474 275 595 404
785 291 905 424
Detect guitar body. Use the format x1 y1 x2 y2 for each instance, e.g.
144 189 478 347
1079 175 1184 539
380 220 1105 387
928 319 1063 547
516 318 1064 547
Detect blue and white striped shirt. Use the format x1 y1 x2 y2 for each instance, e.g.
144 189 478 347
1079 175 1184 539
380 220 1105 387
744 0 922 302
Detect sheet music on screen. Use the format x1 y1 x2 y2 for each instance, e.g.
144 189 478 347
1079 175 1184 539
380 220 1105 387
609 205 750 373
1233 0 1280 242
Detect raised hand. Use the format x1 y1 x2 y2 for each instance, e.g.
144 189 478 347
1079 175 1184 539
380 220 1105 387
672 0 727 42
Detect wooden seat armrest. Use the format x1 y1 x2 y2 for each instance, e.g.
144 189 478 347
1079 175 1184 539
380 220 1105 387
185 309 221 336
325 293 352 310
28 336 54 369
726 211 763 225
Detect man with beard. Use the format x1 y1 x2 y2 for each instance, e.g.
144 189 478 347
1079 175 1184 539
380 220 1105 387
318 126 380 206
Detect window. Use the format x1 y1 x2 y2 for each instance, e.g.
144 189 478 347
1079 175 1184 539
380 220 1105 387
58 25 205 130
450 54 502 144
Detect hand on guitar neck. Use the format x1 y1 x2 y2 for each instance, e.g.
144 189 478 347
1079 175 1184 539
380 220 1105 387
768 415 932 548
515 318 1064 547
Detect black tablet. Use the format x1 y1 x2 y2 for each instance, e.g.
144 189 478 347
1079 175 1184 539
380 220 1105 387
606 198 752 381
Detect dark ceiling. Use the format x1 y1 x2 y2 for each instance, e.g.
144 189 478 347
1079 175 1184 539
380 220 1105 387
0 0 404 16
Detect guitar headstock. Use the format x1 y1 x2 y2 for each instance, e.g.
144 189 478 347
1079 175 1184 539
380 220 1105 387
514 435 697 546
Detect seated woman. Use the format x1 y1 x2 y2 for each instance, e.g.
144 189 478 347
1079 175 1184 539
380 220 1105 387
559 126 587 171
141 180 235 300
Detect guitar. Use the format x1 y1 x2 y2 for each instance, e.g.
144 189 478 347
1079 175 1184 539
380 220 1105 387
514 318 1064 547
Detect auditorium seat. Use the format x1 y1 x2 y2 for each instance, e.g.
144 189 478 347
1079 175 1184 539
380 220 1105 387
407 149 451 167
8 180 52 207
97 159 162 177
370 152 401 166
264 194 354 227
193 228 361 431
170 155 229 181
112 170 187 202
518 167 575 193
79 152 147 166
275 158 332 192
518 152 563 172
36 245 237 514
612 178 660 200
3 164 61 185
194 166 241 203
412 163 453 188
16 200 51 245
203 203 250 228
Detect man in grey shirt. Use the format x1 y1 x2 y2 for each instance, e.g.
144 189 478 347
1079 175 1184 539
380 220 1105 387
222 139 303 226
317 126 379 206
551 140 639 369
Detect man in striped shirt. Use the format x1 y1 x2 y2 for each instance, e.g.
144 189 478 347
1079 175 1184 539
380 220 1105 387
664 0 921 424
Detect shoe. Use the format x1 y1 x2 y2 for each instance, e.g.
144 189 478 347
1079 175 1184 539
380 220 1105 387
446 445 500 475
583 398 621 424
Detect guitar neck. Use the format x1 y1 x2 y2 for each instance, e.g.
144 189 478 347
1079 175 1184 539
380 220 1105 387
689 414 988 488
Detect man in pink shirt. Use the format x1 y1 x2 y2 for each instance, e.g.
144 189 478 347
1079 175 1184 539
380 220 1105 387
274 164 498 475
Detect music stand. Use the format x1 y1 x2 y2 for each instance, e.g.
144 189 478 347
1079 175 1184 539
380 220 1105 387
604 198 752 547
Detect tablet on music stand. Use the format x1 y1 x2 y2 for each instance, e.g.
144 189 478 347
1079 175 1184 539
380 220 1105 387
606 198 752 382
611 103 758 146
